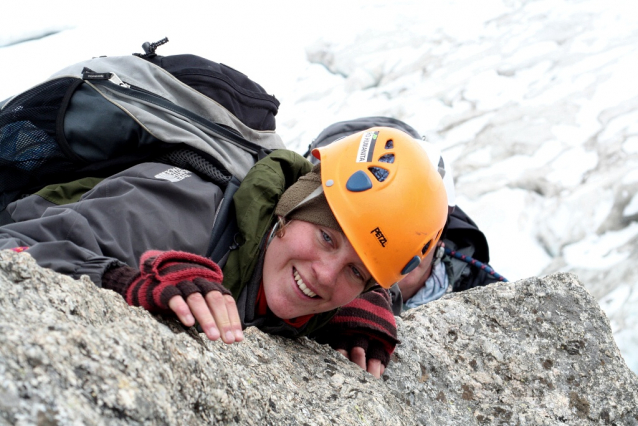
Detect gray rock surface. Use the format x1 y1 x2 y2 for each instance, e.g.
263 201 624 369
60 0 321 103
1 249 636 425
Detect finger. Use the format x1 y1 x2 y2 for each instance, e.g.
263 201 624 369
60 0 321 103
205 291 235 344
337 349 348 358
168 295 195 326
349 346 367 370
223 294 244 342
186 292 221 341
367 358 383 379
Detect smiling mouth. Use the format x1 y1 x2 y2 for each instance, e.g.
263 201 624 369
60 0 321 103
293 268 318 298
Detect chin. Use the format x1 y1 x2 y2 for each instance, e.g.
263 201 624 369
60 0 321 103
269 303 302 320
263 294 300 320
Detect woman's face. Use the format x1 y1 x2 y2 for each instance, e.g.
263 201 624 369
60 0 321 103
262 220 370 319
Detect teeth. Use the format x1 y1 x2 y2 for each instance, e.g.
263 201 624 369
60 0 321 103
294 269 317 298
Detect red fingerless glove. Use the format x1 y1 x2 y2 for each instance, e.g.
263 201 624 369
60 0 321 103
101 250 229 313
314 287 399 367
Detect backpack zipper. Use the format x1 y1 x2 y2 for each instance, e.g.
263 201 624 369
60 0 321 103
106 73 130 88
81 70 266 158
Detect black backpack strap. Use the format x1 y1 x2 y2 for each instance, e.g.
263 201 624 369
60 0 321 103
206 177 241 266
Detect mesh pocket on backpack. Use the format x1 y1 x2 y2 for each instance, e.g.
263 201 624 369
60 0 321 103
156 147 232 187
0 77 80 204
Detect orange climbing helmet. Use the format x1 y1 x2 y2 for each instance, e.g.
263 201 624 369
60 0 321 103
313 126 448 288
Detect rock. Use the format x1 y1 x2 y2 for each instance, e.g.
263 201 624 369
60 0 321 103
1 250 636 425
391 273 638 425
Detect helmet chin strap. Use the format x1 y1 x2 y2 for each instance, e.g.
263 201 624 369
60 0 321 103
266 221 280 247
296 184 324 207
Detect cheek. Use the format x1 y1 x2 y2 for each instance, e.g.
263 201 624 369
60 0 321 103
262 242 286 293
264 234 291 269
332 281 364 307
261 232 303 292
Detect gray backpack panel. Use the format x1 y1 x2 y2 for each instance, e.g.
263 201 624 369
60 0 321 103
0 54 286 212
50 55 285 181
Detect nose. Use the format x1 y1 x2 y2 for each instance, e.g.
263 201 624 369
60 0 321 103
312 253 345 289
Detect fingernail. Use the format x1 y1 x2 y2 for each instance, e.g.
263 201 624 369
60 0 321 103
206 326 220 341
235 330 244 342
184 314 194 324
225 331 235 343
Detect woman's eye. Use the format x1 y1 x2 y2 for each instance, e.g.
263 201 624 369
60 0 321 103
351 266 364 281
321 230 333 245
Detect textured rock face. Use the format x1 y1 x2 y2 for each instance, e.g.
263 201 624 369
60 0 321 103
391 275 638 425
1 250 636 425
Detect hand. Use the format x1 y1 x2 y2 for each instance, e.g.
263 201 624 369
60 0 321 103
336 347 386 378
102 250 244 344
312 287 399 378
168 288 243 344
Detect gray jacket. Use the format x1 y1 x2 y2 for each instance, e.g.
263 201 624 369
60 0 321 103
0 162 222 285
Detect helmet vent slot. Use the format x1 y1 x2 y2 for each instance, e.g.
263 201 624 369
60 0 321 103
369 166 389 182
385 139 394 149
378 154 395 163
421 240 432 255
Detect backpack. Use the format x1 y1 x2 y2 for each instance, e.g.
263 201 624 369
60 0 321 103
0 39 286 264
304 116 503 290
0 38 285 216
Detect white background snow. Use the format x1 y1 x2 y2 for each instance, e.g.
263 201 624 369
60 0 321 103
2 0 637 373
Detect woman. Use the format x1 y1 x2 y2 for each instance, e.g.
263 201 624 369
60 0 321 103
0 127 448 360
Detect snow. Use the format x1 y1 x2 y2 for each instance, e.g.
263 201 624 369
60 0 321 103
546 147 598 188
563 223 638 269
456 188 552 280
2 0 638 374
624 137 638 154
624 195 638 217
623 169 638 185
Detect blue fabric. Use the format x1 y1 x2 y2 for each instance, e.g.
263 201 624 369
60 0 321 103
404 261 449 310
